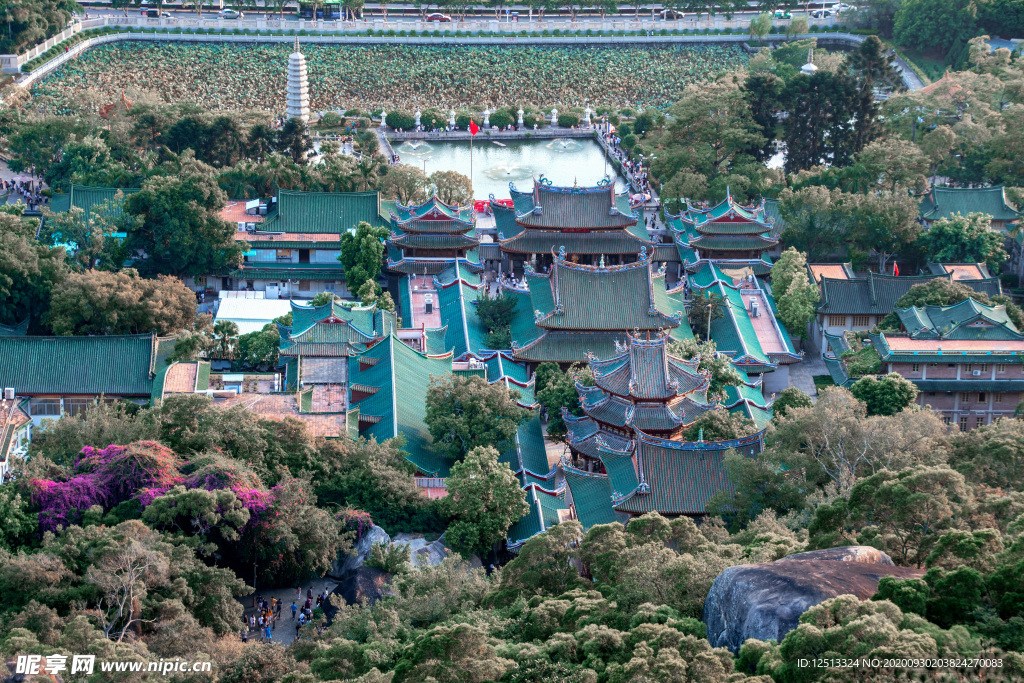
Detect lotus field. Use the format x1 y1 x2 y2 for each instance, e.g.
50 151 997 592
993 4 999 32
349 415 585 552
31 42 749 114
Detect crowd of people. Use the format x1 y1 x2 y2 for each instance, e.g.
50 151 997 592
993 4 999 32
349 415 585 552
32 42 749 115
241 586 332 643
2 178 49 211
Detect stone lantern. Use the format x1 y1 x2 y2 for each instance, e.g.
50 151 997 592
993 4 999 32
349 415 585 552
381 110 387 129
449 109 456 128
483 108 490 127
517 108 524 127
551 108 558 125
415 109 421 127
584 106 592 126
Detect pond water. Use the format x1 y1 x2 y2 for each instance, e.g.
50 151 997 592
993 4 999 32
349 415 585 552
392 137 629 199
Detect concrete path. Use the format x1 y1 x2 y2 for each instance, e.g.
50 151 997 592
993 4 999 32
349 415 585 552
788 352 827 401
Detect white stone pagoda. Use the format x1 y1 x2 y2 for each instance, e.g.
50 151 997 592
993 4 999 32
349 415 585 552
286 37 310 122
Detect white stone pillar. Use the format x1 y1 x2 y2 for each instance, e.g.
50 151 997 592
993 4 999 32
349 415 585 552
449 109 456 128
415 109 421 127
517 108 524 127
483 108 490 127
584 106 592 126
551 108 558 125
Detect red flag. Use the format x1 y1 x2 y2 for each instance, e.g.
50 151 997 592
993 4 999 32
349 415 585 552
469 120 479 136
893 262 900 276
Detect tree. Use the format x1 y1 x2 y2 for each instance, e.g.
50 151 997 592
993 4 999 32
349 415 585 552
771 387 813 420
123 161 244 277
781 70 862 172
212 320 239 360
749 11 771 41
39 201 131 271
358 279 397 316
424 374 530 462
47 269 197 336
666 338 742 399
850 372 919 416
0 212 69 331
236 325 280 369
778 186 850 261
339 221 389 296
380 164 431 205
847 36 904 152
918 212 1007 266
846 187 922 272
687 290 726 342
441 446 528 557
894 0 978 57
949 418 1024 489
681 409 756 442
534 362 593 437
428 170 473 206
475 289 517 349
880 278 1024 331
275 117 312 164
855 137 929 192
770 247 820 340
498 520 585 596
392 623 516 683
786 15 808 38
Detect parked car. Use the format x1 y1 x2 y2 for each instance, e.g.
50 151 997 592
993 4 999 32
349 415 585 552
810 9 833 18
660 9 685 19
774 9 792 18
425 12 452 21
219 8 243 18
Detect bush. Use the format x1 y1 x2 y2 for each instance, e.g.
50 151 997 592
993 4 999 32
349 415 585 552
489 109 514 129
455 112 481 130
420 108 446 130
617 122 632 137
621 133 638 150
557 113 580 127
319 111 342 127
522 112 545 129
385 110 416 130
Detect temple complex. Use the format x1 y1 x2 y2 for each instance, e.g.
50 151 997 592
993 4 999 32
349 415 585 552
560 331 769 527
386 195 480 276
496 178 655 273
670 192 781 266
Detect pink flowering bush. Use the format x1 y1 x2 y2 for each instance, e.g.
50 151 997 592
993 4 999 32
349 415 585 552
76 441 183 502
31 474 110 531
336 508 375 540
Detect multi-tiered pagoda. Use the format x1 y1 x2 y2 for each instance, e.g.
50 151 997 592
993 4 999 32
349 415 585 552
672 191 780 263
560 331 768 527
505 247 689 367
496 178 655 272
386 195 479 276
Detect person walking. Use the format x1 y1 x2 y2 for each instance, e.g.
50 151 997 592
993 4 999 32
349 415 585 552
291 602 297 619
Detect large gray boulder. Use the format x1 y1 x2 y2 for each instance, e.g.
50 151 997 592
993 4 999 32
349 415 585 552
703 546 925 653
329 524 391 580
391 533 450 568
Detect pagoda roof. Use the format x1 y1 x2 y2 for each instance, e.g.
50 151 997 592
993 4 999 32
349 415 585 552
589 331 710 400
897 298 1022 340
391 194 473 227
527 251 681 331
919 186 1021 223
577 383 715 432
499 229 652 255
482 351 537 408
512 179 637 230
675 193 775 231
433 265 489 359
870 332 1024 363
0 333 157 396
0 319 28 336
687 233 779 251
347 335 456 477
513 330 626 364
492 198 525 239
387 258 456 275
612 428 764 516
389 232 479 250
562 466 625 529
286 300 396 340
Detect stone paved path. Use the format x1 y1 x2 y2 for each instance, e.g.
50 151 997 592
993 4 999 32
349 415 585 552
236 581 339 646
788 352 827 401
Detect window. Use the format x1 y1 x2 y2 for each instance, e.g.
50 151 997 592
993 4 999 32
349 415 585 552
960 392 970 403
978 392 987 403
828 315 846 327
960 417 969 432
276 249 291 261
30 398 61 416
966 364 973 372
194 276 206 287
852 315 871 327
998 364 1006 373
298 280 311 291
64 398 94 418
942 416 952 426
996 392 1004 403
325 282 336 292
980 364 988 372
976 416 985 429
911 363 920 372
930 362 938 367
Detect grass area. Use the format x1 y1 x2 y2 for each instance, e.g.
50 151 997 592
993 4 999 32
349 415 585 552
899 46 947 83
840 345 882 377
813 374 835 391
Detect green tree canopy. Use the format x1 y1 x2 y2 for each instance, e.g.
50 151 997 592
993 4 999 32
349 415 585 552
339 220 389 296
424 374 530 462
850 372 920 416
918 211 1007 266
770 247 820 340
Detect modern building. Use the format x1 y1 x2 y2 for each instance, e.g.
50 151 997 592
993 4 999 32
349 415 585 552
214 297 294 335
223 190 389 298
0 334 159 423
560 331 768 528
872 298 1024 430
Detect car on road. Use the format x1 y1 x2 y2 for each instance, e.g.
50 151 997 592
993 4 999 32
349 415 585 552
774 9 792 18
810 9 832 18
425 12 452 21
660 9 685 19
219 8 243 18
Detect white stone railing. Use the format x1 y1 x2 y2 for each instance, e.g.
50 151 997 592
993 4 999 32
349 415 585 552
3 12 844 73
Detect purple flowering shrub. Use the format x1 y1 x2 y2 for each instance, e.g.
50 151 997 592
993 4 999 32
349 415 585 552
336 508 375 540
76 441 183 502
32 474 111 531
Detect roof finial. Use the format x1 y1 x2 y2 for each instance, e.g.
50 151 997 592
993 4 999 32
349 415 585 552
294 36 300 53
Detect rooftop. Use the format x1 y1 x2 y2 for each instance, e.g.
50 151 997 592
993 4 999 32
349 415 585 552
808 263 853 283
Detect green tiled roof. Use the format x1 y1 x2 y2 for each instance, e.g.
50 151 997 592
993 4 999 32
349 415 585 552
507 484 567 548
49 185 138 222
870 332 1024 363
896 298 1022 340
761 283 801 356
823 354 853 388
514 181 636 230
697 281 773 369
435 260 484 287
247 240 342 250
564 467 621 529
289 300 396 339
652 276 694 343
688 233 779 251
388 259 456 275
484 352 537 407
0 334 156 396
435 278 489 358
0 319 28 336
919 186 1021 222
492 201 524 239
392 194 471 223
389 233 479 250
513 331 626 364
424 325 449 355
590 332 709 400
347 335 455 476
730 401 773 430
263 190 386 234
654 244 681 262
499 229 651 255
613 429 763 516
817 272 948 316
504 285 544 350
695 221 773 235
231 263 344 280
531 258 681 331
764 199 785 238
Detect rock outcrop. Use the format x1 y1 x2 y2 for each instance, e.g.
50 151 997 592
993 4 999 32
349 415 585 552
329 525 393 605
391 533 450 568
329 524 391 580
703 546 925 653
